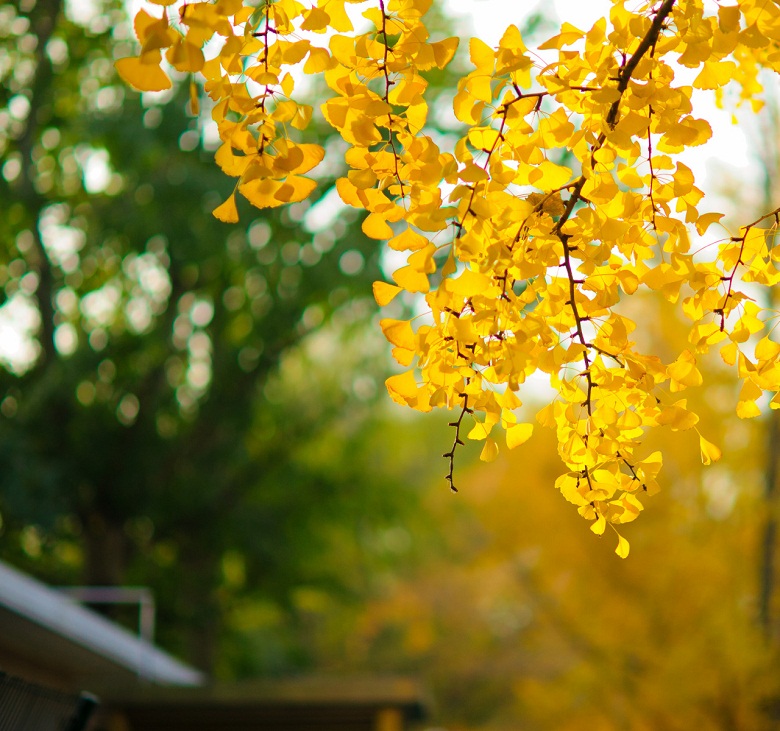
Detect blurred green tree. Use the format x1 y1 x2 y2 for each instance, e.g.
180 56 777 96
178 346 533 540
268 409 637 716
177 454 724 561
0 0 445 673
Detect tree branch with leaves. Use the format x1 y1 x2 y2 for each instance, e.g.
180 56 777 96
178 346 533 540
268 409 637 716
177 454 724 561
118 0 780 556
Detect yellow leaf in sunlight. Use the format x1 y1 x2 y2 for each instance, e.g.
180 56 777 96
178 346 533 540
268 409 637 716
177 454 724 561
693 61 737 90
373 282 403 306
656 399 699 431
699 434 722 465
480 438 499 462
657 117 712 152
590 515 606 535
392 265 429 293
167 39 205 73
392 347 414 366
380 319 415 350
431 37 459 69
305 46 336 75
736 379 762 419
212 193 239 223
362 212 394 239
274 175 318 204
321 0 352 32
506 423 533 449
386 371 431 412
389 227 429 251
115 54 172 92
695 211 725 235
239 179 283 209
538 22 584 49
301 6 330 32
720 341 738 366
528 160 572 189
615 534 630 559
668 350 703 391
469 36 494 71
386 370 418 404
468 420 492 440
348 167 378 190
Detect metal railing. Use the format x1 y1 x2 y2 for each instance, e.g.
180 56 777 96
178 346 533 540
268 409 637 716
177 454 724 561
0 672 97 731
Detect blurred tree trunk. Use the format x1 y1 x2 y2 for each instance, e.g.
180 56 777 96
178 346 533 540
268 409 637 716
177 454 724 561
82 510 130 587
17 0 61 364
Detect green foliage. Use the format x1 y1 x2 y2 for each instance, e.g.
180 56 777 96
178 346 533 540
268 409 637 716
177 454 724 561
0 0 447 672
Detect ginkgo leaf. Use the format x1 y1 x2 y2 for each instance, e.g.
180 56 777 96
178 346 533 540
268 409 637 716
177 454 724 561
380 319 415 350
115 0 780 554
590 515 606 535
469 36 494 71
431 37 459 69
615 534 630 559
389 227 428 251
720 342 738 366
695 211 724 235
392 265 429 293
362 213 394 239
115 55 172 92
304 46 334 73
699 434 722 465
480 438 499 462
301 6 330 32
167 39 204 73
373 282 403 306
274 175 318 203
385 370 418 405
506 423 533 449
212 193 239 223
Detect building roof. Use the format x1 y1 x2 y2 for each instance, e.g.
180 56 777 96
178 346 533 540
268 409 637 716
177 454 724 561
103 676 429 730
0 560 204 689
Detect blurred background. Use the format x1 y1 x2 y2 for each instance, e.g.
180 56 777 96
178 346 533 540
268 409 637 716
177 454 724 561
1 0 780 728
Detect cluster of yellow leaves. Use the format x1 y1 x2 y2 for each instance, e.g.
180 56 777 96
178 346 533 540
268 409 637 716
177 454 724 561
118 0 780 556
118 0 333 218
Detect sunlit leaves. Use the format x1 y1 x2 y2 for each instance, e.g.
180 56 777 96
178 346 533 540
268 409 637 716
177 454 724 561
115 53 172 92
116 0 780 554
699 434 723 465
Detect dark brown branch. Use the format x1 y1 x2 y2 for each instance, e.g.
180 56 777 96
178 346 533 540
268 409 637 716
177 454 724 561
443 392 471 492
548 0 678 417
378 0 406 200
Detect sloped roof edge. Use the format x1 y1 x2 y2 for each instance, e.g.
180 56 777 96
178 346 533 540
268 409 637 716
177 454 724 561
0 560 203 687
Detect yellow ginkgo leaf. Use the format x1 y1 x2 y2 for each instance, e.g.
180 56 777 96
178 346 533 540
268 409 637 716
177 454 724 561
380 319 415 350
115 54 172 92
373 282 403 306
392 265 429 293
304 46 335 74
362 212 394 239
699 434 722 465
615 534 630 559
506 423 533 449
385 370 417 402
167 39 204 73
388 227 428 251
274 175 318 204
590 515 606 535
431 37 459 69
479 437 499 462
301 6 330 32
212 193 239 223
